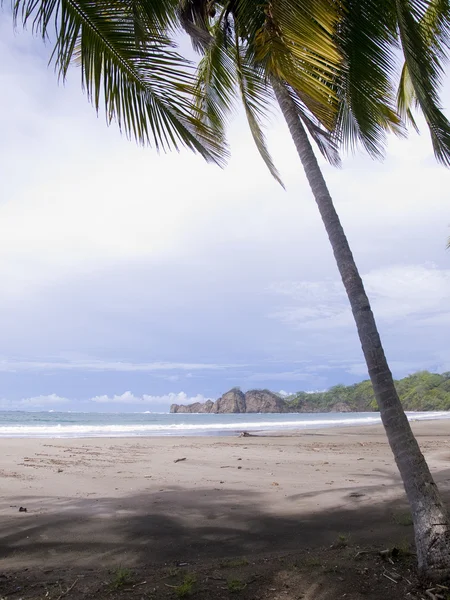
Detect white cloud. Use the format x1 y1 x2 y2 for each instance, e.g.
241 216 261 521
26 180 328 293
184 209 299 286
345 361 433 377
364 264 450 321
264 263 450 382
267 280 345 301
246 371 319 382
0 394 69 409
0 391 211 411
269 264 450 331
0 359 238 373
90 392 210 405
270 305 352 330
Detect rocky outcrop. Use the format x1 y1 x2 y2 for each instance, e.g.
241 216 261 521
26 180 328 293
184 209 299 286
211 389 246 413
170 403 188 413
198 400 214 413
170 399 214 414
170 388 287 413
244 390 286 413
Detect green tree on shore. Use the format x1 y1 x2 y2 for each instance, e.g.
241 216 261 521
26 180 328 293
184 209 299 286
9 0 450 581
286 371 450 411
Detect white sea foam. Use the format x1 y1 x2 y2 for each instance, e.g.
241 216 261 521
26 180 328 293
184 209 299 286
0 411 448 438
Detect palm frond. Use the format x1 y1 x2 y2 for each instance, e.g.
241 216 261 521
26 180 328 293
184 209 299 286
232 27 284 187
334 0 405 159
182 1 282 184
236 0 341 131
419 0 450 58
13 0 227 164
128 0 181 45
281 84 341 166
133 0 181 34
395 0 450 165
397 62 420 132
193 20 236 143
396 0 450 138
178 0 213 50
298 113 341 167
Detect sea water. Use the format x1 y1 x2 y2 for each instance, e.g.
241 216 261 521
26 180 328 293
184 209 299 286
0 410 448 438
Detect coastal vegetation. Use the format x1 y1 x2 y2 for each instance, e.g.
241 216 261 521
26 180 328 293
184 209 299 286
286 371 450 412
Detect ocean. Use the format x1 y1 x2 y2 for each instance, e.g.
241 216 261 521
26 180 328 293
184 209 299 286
0 410 449 438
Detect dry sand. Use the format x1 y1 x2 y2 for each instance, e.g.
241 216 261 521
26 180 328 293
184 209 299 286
1 419 449 576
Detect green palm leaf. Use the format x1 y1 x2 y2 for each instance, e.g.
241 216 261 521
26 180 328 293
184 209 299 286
397 62 420 132
232 30 284 187
334 0 405 158
244 0 341 130
395 0 450 165
178 0 213 50
283 84 341 166
417 0 450 58
397 0 450 137
182 1 284 184
193 20 237 143
13 0 227 164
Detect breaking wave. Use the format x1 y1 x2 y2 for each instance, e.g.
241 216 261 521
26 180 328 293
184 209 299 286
0 411 448 438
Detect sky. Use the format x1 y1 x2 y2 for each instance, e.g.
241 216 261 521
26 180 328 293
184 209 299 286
1 13 450 412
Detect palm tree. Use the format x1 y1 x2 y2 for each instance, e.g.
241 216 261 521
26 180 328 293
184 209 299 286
179 0 450 581
10 0 450 580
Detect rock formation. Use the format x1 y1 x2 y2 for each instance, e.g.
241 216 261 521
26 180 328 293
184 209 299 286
211 388 246 413
244 390 286 413
170 399 214 414
170 388 286 413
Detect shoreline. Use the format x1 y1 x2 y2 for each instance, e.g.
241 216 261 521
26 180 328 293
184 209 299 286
0 410 449 439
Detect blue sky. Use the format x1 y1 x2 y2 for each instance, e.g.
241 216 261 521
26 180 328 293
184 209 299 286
1 13 450 412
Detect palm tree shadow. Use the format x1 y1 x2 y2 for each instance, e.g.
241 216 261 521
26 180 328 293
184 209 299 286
2 481 447 571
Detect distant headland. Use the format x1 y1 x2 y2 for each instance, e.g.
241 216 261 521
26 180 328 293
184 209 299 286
170 371 450 414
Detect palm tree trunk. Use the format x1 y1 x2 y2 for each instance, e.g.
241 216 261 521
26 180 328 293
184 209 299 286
272 78 450 581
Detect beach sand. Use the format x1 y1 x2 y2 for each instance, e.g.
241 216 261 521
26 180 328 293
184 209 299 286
1 420 449 598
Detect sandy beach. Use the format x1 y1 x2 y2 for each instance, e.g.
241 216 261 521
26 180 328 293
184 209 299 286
1 420 449 598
